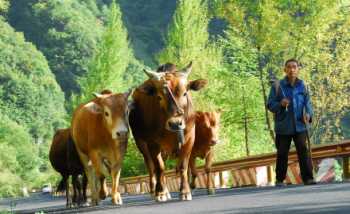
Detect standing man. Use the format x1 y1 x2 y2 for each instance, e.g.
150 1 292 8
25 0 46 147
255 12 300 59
267 58 316 186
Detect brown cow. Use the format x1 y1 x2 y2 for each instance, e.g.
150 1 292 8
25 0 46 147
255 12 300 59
49 128 87 207
129 62 207 201
189 111 221 195
71 90 131 206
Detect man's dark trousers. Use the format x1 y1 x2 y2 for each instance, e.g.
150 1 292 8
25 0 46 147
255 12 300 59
275 131 314 183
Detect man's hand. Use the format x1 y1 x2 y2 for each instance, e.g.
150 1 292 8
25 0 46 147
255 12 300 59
280 98 290 108
303 114 311 124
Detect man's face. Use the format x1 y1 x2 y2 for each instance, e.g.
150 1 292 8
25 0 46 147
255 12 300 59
284 61 299 79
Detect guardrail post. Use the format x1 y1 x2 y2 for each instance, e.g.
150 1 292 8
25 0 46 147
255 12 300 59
343 156 350 181
140 181 145 193
219 172 225 188
267 165 275 186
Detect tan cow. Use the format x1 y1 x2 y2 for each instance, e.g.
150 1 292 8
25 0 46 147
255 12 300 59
71 90 131 206
189 111 221 195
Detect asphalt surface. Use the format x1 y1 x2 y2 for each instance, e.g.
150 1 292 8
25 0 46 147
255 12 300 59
1 182 350 214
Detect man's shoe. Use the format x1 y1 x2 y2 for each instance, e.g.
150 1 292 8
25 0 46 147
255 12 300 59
275 181 287 187
304 179 316 185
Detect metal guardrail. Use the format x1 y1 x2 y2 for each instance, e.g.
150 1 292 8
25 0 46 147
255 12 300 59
119 140 350 193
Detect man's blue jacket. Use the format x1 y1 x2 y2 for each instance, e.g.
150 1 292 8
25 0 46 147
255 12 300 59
267 77 313 135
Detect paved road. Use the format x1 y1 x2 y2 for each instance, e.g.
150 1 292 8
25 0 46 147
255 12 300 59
1 182 350 213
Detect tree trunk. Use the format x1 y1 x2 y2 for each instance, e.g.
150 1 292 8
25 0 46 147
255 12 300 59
257 50 275 142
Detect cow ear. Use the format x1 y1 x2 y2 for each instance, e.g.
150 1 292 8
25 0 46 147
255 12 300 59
188 79 208 91
85 102 103 114
140 84 156 96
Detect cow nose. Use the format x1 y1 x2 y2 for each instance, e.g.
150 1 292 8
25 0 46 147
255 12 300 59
210 140 217 146
116 131 128 139
168 121 183 131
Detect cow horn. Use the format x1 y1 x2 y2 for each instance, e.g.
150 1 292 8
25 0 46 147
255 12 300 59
92 92 103 98
143 69 164 80
181 61 193 77
124 88 133 99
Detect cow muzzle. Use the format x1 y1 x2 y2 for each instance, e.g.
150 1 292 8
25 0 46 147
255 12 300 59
210 139 221 146
166 118 185 132
116 131 128 141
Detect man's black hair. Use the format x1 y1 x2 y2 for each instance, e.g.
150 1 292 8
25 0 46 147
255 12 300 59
285 58 300 67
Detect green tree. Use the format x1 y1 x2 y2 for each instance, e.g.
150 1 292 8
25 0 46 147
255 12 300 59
8 0 104 97
73 0 132 106
0 19 66 141
0 0 9 13
215 0 350 144
157 0 215 72
0 112 42 197
157 0 221 109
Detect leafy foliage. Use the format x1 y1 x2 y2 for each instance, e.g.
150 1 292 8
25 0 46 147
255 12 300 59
0 112 41 197
0 19 66 140
73 0 132 107
8 0 104 97
215 0 350 144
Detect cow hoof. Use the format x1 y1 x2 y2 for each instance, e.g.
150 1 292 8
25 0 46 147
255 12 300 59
155 194 168 202
190 183 196 189
112 193 123 205
207 188 216 195
150 191 156 199
90 200 99 207
180 192 192 201
166 191 172 200
80 202 90 207
100 192 107 200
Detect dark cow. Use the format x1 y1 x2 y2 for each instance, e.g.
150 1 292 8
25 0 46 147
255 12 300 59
71 90 131 206
129 62 207 201
49 128 87 207
189 111 221 195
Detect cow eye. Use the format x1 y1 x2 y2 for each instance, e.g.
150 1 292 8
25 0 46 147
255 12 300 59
183 91 187 97
105 112 109 117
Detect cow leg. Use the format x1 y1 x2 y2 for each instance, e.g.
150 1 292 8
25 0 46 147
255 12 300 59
135 139 156 197
99 176 108 200
189 156 197 190
177 136 194 201
79 152 99 206
163 177 172 200
71 175 79 207
177 156 192 201
150 149 167 202
63 175 72 208
82 173 88 205
205 150 215 195
110 164 123 205
75 175 83 206
89 152 107 206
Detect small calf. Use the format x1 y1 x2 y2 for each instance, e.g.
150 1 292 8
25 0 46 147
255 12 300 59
189 110 221 194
